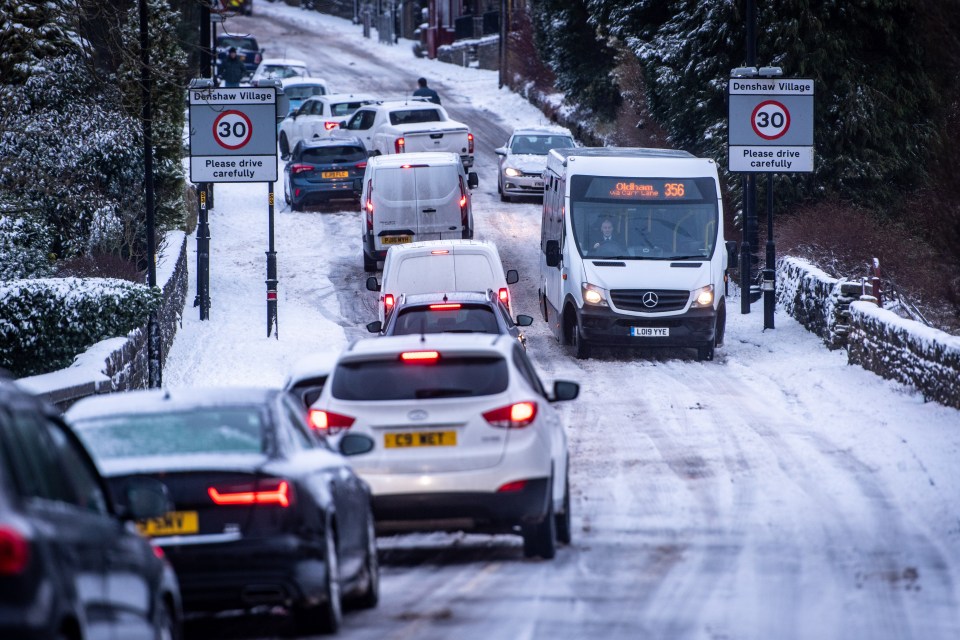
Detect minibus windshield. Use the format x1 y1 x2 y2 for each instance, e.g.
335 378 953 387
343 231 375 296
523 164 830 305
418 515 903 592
569 175 719 260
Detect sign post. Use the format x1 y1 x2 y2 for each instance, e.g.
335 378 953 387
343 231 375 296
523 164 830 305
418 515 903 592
729 73 814 328
188 86 278 331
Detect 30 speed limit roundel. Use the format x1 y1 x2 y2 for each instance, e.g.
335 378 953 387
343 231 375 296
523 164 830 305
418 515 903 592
213 109 253 150
751 100 791 141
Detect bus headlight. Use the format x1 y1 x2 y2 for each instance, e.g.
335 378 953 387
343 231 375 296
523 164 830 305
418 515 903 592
582 283 608 306
691 284 715 308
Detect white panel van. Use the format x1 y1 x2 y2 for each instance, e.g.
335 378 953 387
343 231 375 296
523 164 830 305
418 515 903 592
366 239 519 324
359 152 479 272
538 147 737 361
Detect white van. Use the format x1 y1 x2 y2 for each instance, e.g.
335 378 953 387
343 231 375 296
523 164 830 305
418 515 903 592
539 147 737 361
366 239 519 324
360 152 479 272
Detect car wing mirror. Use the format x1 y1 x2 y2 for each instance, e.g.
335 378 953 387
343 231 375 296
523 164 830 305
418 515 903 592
339 433 375 456
366 276 380 292
366 320 382 333
550 380 580 402
494 146 506 155
545 240 561 268
516 314 533 326
468 172 479 190
505 269 519 285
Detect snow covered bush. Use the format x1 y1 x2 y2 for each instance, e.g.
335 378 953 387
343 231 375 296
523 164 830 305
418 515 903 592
0 278 160 378
0 215 54 280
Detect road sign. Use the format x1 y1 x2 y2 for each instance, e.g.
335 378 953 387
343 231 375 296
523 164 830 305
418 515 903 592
189 87 278 182
729 78 814 173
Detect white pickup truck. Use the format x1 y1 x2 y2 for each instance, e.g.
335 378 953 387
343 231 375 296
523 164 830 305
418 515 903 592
340 100 475 169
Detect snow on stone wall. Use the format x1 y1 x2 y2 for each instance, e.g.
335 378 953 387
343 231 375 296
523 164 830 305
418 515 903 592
777 255 960 409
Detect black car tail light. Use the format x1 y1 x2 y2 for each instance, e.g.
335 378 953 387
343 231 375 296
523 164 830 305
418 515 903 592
483 401 537 429
207 478 293 508
0 525 30 575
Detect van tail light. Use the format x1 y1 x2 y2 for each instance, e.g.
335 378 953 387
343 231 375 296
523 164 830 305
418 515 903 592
308 409 356 432
324 121 339 130
499 287 509 306
483 401 537 429
395 137 405 153
365 180 374 230
0 525 30 575
459 177 469 227
208 478 292 508
467 132 474 154
384 293 395 311
355 161 367 170
290 163 314 174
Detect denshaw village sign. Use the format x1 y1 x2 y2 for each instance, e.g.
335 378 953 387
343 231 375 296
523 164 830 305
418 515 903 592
728 77 814 173
188 87 278 182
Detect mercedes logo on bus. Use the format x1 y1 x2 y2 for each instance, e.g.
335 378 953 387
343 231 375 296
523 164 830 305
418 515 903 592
641 291 659 308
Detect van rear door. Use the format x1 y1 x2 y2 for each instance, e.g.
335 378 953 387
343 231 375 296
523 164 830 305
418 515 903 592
414 165 463 241
372 166 418 250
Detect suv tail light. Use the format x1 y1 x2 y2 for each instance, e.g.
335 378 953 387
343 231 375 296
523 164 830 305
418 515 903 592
384 293 395 312
0 525 30 575
208 478 292 508
499 287 509 306
483 401 537 429
467 132 474 154
290 163 314 174
309 409 355 432
395 137 405 153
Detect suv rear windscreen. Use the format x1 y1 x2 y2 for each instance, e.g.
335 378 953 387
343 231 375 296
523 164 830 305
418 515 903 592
393 305 499 335
301 145 366 164
331 356 508 400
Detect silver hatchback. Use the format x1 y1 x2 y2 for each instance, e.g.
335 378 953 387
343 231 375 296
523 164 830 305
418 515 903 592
495 126 575 202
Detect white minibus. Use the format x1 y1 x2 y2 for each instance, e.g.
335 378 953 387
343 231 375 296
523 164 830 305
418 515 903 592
538 147 737 361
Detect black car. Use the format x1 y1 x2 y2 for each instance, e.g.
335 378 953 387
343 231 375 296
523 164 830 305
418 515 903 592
283 137 368 211
66 387 380 636
366 290 534 349
215 34 263 78
0 378 182 640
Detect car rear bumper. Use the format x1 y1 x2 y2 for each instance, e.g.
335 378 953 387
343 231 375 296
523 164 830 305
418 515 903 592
290 179 360 203
157 535 329 611
369 477 550 534
578 304 717 347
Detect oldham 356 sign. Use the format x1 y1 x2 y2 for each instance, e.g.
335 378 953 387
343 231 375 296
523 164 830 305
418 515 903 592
189 87 278 183
728 78 814 173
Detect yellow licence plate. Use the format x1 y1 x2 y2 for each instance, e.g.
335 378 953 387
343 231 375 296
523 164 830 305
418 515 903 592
380 235 412 245
137 511 199 537
321 170 348 178
384 431 457 448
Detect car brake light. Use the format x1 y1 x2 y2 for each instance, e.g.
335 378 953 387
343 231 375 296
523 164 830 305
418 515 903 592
355 161 367 170
0 526 30 575
324 121 339 130
290 163 314 174
400 351 440 362
384 293 395 310
308 409 356 431
430 249 449 255
499 287 509 305
395 137 405 153
429 303 461 310
208 478 292 507
497 480 528 493
467 132 474 153
483 401 538 429
152 544 165 560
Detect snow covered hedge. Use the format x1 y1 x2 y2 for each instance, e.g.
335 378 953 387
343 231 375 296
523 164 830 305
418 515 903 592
0 278 160 378
778 256 960 409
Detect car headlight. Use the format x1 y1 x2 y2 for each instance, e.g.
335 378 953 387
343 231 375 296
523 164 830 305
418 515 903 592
691 284 714 308
504 167 521 177
581 283 608 306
